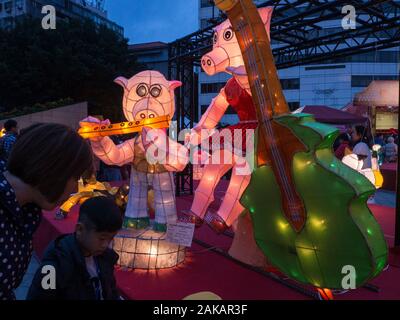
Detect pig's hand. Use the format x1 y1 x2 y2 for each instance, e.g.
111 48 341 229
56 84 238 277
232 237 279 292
142 127 189 172
141 127 166 151
80 117 134 166
79 116 111 142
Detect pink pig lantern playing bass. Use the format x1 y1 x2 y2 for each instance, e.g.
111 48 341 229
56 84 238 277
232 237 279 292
186 8 273 237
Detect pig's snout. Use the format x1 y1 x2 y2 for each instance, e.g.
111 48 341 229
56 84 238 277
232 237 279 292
138 110 157 119
201 47 230 76
131 98 164 121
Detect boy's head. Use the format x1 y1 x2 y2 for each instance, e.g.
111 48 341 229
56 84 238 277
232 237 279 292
4 119 18 133
76 196 123 257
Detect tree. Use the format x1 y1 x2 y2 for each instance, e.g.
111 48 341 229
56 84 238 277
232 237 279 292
0 17 145 121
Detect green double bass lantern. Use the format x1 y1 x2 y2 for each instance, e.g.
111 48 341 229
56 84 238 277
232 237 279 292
215 0 388 290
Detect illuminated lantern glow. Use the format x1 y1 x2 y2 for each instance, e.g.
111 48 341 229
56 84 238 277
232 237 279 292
80 71 189 232
58 176 125 217
113 228 186 269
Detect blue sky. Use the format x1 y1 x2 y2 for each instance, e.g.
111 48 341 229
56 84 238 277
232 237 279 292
104 0 199 44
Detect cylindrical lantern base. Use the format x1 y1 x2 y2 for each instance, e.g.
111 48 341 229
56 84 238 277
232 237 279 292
113 227 186 270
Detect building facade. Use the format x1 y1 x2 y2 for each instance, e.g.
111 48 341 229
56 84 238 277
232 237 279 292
129 41 169 77
0 0 123 35
198 0 399 125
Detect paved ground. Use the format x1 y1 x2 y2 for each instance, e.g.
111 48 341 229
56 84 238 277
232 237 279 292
14 190 397 300
374 189 396 208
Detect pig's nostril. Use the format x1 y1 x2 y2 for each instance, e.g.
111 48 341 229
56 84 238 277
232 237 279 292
207 59 212 66
149 114 155 119
140 113 146 119
202 59 206 66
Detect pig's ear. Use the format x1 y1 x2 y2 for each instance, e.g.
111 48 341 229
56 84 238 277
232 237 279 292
169 80 183 91
258 7 273 40
114 76 129 90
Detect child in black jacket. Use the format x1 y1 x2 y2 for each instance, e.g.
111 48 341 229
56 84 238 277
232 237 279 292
27 196 123 300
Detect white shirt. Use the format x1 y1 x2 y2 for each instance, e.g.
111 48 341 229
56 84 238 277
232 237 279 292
85 256 104 300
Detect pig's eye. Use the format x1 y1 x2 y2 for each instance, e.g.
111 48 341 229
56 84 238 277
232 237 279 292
150 85 162 98
213 32 218 45
223 28 234 41
136 84 148 97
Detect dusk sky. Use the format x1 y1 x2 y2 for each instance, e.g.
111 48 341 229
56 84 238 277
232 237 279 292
104 0 199 44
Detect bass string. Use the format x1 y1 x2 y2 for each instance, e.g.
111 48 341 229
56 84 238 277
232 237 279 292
238 19 294 204
237 17 297 206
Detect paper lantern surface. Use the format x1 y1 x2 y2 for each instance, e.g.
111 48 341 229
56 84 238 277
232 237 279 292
113 228 186 269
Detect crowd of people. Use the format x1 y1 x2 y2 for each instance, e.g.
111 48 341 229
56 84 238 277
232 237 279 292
334 125 398 166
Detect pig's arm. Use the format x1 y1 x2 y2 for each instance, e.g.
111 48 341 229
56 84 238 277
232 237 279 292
164 138 189 172
194 88 229 134
143 128 189 172
90 137 135 166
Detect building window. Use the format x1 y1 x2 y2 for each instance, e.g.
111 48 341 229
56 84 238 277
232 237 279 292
305 65 346 71
371 51 399 63
31 1 42 9
351 75 398 87
16 0 23 10
201 80 300 94
200 18 211 29
280 78 300 90
201 0 214 8
309 51 399 65
201 82 226 94
4 1 12 13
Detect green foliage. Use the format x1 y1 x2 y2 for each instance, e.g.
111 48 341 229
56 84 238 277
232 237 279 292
0 17 145 122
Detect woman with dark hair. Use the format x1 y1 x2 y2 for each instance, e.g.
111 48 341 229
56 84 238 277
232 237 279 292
334 132 351 160
0 123 93 300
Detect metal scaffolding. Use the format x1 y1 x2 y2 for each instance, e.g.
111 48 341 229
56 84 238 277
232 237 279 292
169 0 400 195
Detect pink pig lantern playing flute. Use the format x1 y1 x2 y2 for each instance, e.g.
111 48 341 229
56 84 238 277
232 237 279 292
185 7 273 234
80 71 189 232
